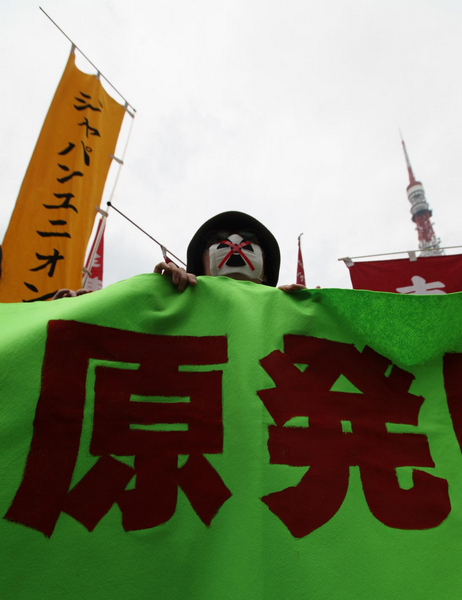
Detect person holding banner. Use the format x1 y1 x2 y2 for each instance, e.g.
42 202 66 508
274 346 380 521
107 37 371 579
53 288 89 299
154 211 306 293
53 211 305 298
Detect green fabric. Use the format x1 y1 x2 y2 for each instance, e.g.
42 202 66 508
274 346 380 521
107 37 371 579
1 273 462 599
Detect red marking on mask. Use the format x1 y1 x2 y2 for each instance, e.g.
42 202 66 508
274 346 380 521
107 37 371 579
217 240 256 271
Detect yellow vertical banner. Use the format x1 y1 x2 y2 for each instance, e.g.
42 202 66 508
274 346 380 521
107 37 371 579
0 50 126 302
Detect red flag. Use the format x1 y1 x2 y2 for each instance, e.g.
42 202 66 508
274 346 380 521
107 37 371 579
296 234 305 286
348 255 462 294
83 219 105 291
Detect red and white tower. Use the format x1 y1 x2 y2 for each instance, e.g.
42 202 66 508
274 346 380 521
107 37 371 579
401 134 443 256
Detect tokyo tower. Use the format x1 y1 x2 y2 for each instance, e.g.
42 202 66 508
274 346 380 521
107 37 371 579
401 134 443 256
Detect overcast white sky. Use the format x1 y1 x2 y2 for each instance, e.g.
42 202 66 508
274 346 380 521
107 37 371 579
1 0 462 289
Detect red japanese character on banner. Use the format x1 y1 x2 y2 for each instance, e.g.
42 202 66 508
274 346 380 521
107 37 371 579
258 335 450 538
443 353 462 455
5 321 230 537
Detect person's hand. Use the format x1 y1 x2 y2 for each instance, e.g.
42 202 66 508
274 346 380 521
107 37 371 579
52 288 90 300
154 262 197 292
278 283 307 293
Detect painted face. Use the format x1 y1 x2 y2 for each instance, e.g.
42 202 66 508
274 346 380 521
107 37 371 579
206 233 264 281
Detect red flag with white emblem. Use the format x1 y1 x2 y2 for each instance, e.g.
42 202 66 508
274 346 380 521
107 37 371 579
296 234 305 286
348 255 462 294
83 218 105 291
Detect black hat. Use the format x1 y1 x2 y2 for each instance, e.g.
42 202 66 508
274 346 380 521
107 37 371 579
186 211 280 287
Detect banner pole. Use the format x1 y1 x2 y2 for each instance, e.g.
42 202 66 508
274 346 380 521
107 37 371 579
339 244 462 264
83 106 136 285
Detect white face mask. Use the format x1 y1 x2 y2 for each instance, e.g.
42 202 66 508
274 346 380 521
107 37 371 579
208 233 264 281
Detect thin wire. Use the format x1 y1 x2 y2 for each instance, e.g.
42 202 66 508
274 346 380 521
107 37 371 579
107 202 187 268
39 7 136 113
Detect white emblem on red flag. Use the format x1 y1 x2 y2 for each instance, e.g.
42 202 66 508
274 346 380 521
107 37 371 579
396 276 446 295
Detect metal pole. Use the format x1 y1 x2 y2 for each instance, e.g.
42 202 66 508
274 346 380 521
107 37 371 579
83 112 136 284
338 244 462 262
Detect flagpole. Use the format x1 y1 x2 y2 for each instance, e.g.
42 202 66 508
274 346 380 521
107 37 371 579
39 7 136 115
338 244 462 265
82 102 136 286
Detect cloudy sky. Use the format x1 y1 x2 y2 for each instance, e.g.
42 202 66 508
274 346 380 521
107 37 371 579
1 0 461 289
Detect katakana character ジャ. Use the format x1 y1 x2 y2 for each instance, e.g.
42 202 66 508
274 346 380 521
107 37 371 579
5 321 230 537
78 117 100 138
257 335 450 538
74 91 102 112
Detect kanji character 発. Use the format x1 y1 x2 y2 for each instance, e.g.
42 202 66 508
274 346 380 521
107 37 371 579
257 335 450 537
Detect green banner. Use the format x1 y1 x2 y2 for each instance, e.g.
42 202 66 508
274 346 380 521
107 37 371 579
1 274 462 599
